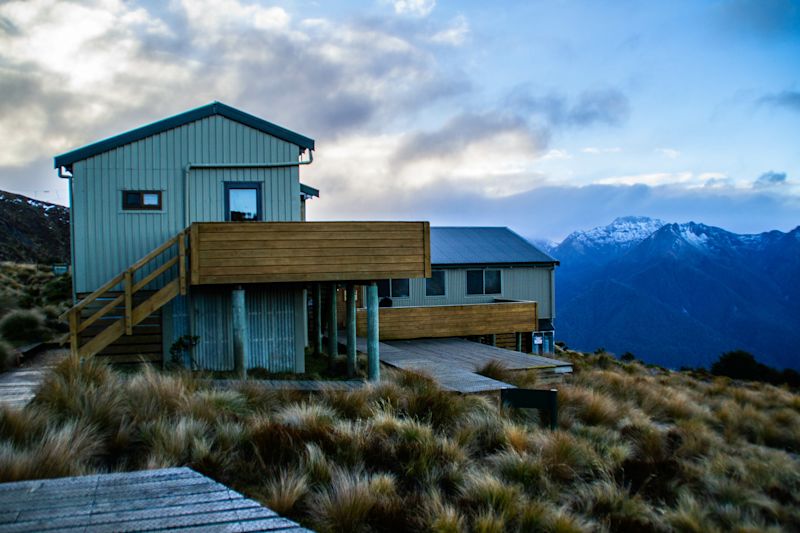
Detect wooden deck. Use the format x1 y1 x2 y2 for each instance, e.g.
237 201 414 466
384 338 572 372
0 368 46 410
190 221 431 284
0 467 311 532
212 379 365 391
355 300 537 340
352 336 571 393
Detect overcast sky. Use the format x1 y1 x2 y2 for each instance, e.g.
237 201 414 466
0 0 798 241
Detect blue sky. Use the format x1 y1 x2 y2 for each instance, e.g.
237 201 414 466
0 0 798 240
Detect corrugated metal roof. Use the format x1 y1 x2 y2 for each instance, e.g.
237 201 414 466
431 227 558 266
54 101 315 168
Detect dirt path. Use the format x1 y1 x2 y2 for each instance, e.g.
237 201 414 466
0 348 67 410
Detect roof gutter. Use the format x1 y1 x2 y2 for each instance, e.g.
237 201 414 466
183 149 313 228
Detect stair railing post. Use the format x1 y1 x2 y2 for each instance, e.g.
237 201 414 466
178 232 187 296
124 270 133 336
69 310 79 358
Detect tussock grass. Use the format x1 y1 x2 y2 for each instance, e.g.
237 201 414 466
0 353 798 531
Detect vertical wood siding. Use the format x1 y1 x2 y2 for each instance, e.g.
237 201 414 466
387 266 554 319
187 286 301 372
71 115 301 294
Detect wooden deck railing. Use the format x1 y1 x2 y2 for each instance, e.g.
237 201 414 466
355 299 538 341
189 221 431 285
62 231 187 358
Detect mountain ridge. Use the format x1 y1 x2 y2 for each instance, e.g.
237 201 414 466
550 217 800 370
0 190 69 264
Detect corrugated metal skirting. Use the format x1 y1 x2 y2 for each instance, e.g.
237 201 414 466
167 287 300 372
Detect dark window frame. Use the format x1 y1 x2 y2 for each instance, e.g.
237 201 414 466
377 278 410 298
121 190 162 211
224 182 263 222
391 278 410 298
425 270 446 296
466 269 502 295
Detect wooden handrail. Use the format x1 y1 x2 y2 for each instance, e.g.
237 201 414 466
132 256 179 293
60 271 125 321
65 229 188 358
129 234 180 273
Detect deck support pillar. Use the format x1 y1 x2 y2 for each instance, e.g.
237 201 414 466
327 283 338 361
313 283 323 355
232 287 248 379
489 333 496 347
367 282 380 382
515 332 523 352
346 283 357 377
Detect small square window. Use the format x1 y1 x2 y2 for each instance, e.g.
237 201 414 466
484 270 502 294
426 270 446 296
466 270 484 295
122 190 162 210
391 279 409 298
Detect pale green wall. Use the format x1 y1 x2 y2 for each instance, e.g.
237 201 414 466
71 114 301 294
383 266 555 319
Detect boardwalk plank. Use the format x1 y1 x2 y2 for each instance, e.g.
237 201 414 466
0 468 309 533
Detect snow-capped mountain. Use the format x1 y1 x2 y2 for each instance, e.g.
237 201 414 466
549 217 800 371
0 190 69 263
553 216 665 268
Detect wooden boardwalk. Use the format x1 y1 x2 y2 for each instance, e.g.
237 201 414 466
0 467 312 532
212 379 365 391
384 338 572 372
351 336 571 393
0 368 46 410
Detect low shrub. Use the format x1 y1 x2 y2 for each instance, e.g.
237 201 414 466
0 341 16 372
0 309 46 343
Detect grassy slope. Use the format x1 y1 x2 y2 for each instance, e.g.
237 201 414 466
1 351 798 532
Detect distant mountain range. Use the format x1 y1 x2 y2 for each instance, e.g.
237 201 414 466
0 190 69 264
544 216 800 370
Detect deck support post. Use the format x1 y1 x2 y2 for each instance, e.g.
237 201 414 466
346 283 357 377
314 283 323 355
232 287 248 379
328 284 338 361
489 333 496 347
367 282 380 382
515 332 523 352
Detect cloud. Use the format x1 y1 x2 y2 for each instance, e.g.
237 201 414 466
0 0 469 168
754 171 788 188
759 90 800 112
390 0 435 17
581 147 622 155
306 177 800 241
656 148 680 159
509 87 631 128
430 15 468 45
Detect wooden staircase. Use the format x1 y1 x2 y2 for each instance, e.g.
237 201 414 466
62 231 188 359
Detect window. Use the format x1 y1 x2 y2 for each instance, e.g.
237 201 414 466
391 278 409 298
377 278 409 298
466 270 484 295
426 270 446 296
466 269 502 295
224 182 262 221
122 190 161 210
484 270 502 294
377 279 390 298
